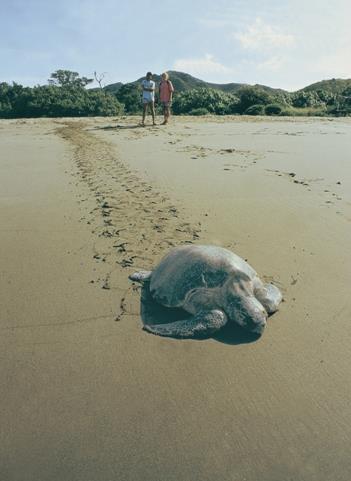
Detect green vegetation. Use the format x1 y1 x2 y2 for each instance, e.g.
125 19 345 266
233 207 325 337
244 104 265 115
265 104 283 115
302 78 351 95
1 70 351 118
0 70 123 118
115 84 142 114
277 105 328 117
188 107 210 116
236 86 272 113
172 88 239 115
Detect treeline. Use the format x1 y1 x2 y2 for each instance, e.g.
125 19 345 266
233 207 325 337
0 70 123 118
129 85 351 117
1 70 351 118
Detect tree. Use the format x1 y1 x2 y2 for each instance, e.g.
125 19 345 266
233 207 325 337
244 104 265 115
94 71 107 90
0 82 32 118
172 88 239 115
115 84 142 113
48 70 93 88
0 83 13 117
265 103 283 115
315 89 337 105
337 86 351 115
0 75 123 118
236 86 272 113
291 90 324 108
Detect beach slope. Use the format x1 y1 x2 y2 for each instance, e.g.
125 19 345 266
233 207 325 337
1 116 351 481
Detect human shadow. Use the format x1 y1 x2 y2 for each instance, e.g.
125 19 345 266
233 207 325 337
139 284 260 345
93 124 144 131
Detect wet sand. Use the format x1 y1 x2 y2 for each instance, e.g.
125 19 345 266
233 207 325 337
1 116 351 481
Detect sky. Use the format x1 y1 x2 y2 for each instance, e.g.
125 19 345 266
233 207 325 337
1 0 351 91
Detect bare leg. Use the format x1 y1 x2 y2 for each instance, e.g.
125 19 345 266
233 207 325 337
162 105 170 125
142 103 147 125
165 105 170 123
150 101 156 125
143 309 227 338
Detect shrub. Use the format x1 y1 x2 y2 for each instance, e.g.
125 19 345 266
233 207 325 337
115 84 142 114
265 103 283 115
244 104 265 115
188 107 210 116
0 80 123 118
172 88 239 115
291 90 324 108
279 105 328 117
237 86 272 113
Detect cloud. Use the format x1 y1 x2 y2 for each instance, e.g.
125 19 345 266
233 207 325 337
312 29 351 78
235 18 295 52
173 54 233 76
315 52 351 78
257 56 285 72
198 17 236 29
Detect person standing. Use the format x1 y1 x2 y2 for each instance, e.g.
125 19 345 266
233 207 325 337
141 72 156 126
159 72 174 125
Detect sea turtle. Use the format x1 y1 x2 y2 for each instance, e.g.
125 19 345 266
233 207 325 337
129 245 282 338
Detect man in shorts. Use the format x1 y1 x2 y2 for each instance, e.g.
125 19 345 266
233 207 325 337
141 72 156 126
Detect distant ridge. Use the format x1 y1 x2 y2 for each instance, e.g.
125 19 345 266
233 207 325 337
105 71 287 95
300 78 351 94
104 71 351 95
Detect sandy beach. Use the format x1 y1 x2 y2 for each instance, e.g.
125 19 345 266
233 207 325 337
1 115 351 481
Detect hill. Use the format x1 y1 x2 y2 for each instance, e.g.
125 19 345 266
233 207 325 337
104 71 287 95
300 78 351 94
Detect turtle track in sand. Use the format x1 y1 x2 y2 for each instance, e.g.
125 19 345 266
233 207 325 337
55 120 201 295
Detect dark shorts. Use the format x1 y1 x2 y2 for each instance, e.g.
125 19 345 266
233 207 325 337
161 101 172 108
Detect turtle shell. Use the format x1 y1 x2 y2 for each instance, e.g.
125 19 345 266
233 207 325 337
149 245 257 308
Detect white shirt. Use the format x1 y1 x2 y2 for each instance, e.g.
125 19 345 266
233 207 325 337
141 79 155 102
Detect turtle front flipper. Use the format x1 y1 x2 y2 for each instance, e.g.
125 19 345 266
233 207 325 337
143 309 227 339
129 271 152 283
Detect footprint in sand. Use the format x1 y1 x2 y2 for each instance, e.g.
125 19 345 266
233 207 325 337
56 121 202 295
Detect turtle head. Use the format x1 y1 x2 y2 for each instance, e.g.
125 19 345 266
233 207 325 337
225 273 268 335
229 295 267 335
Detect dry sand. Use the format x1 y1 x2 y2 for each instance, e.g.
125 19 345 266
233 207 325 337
1 115 351 481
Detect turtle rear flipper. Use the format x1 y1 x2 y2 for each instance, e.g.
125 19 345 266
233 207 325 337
143 309 227 339
129 271 152 283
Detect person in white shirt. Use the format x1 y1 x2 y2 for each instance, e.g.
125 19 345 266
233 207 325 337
141 72 156 126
